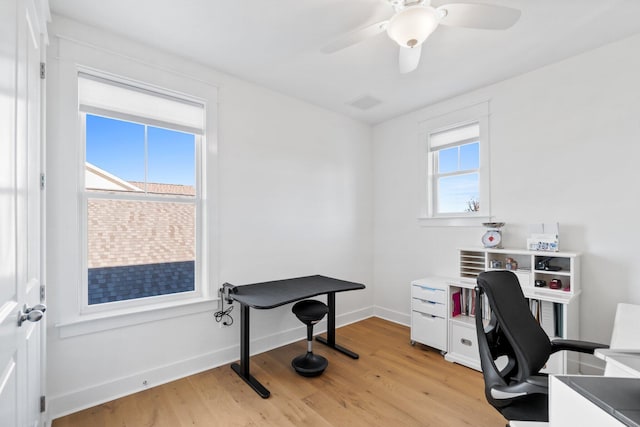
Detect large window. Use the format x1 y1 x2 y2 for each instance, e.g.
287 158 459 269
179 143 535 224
79 72 205 309
419 102 490 224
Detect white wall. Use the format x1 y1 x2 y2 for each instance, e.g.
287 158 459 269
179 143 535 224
46 16 373 419
373 33 640 351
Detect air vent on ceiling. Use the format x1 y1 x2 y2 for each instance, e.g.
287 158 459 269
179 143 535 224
348 95 382 110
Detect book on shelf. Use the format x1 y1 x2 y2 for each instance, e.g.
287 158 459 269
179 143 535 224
470 291 476 317
452 291 461 317
461 289 467 315
461 288 470 316
451 287 490 321
554 303 564 337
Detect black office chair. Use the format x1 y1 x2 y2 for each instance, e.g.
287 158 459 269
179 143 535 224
291 299 329 377
475 270 608 424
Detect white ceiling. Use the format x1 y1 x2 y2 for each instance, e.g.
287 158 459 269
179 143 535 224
49 0 640 124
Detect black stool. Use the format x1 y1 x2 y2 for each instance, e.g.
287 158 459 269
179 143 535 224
291 299 329 377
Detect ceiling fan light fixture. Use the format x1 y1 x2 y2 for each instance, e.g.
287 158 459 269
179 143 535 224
386 5 439 48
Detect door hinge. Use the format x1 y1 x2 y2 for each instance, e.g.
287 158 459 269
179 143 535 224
40 62 45 79
40 395 46 413
40 284 45 301
40 173 45 190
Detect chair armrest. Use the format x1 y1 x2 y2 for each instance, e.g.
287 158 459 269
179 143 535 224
551 339 609 355
490 375 548 400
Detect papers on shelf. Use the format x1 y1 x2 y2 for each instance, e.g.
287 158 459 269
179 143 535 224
530 298 560 337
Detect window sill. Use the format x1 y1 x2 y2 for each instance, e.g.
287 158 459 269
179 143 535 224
55 297 219 338
418 216 492 227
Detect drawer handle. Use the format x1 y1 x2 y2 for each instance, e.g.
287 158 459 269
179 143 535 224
418 286 440 291
421 313 436 319
413 298 440 305
460 338 473 347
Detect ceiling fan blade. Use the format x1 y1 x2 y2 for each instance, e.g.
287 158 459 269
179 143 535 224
437 3 521 30
399 45 422 74
321 20 389 54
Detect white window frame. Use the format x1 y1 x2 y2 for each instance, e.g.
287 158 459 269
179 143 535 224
418 101 492 226
52 38 219 338
77 70 207 316
79 113 204 315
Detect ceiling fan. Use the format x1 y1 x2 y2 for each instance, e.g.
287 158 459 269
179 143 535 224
322 0 521 73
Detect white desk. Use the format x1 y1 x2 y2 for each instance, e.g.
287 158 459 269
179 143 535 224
596 349 640 378
549 376 640 426
525 304 640 426
548 351 640 426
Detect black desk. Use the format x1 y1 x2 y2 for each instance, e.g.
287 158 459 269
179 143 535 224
227 275 365 398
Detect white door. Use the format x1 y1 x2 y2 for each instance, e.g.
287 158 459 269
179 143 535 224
0 1 46 426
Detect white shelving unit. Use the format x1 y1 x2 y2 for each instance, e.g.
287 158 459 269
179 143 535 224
444 248 581 374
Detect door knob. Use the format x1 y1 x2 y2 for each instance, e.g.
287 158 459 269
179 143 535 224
17 304 46 327
25 303 46 314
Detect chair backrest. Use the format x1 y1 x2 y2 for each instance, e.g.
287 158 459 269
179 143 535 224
476 271 552 383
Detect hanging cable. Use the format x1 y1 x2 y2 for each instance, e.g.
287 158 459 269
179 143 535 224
214 294 234 326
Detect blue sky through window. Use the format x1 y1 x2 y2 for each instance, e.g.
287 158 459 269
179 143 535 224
438 142 479 173
436 141 479 213
86 114 195 186
438 173 479 213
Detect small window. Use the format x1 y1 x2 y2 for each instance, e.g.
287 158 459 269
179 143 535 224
79 72 205 309
431 123 481 215
419 102 490 224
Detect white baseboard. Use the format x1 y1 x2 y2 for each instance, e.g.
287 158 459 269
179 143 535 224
47 307 373 422
47 343 239 421
373 305 410 327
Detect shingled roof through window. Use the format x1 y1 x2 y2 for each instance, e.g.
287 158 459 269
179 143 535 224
86 164 196 304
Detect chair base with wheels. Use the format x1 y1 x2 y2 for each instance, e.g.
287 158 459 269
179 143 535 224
291 299 329 377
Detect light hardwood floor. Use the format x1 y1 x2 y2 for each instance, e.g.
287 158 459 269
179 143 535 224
52 317 506 426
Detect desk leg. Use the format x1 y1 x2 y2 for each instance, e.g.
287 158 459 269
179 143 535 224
316 292 359 359
230 304 271 398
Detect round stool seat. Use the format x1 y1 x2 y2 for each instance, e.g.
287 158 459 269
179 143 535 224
291 299 329 377
292 299 329 324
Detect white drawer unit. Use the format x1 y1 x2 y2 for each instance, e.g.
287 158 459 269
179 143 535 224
411 311 447 350
445 320 481 371
410 277 449 352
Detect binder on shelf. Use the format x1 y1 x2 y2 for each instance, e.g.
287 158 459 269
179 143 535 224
452 291 462 317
